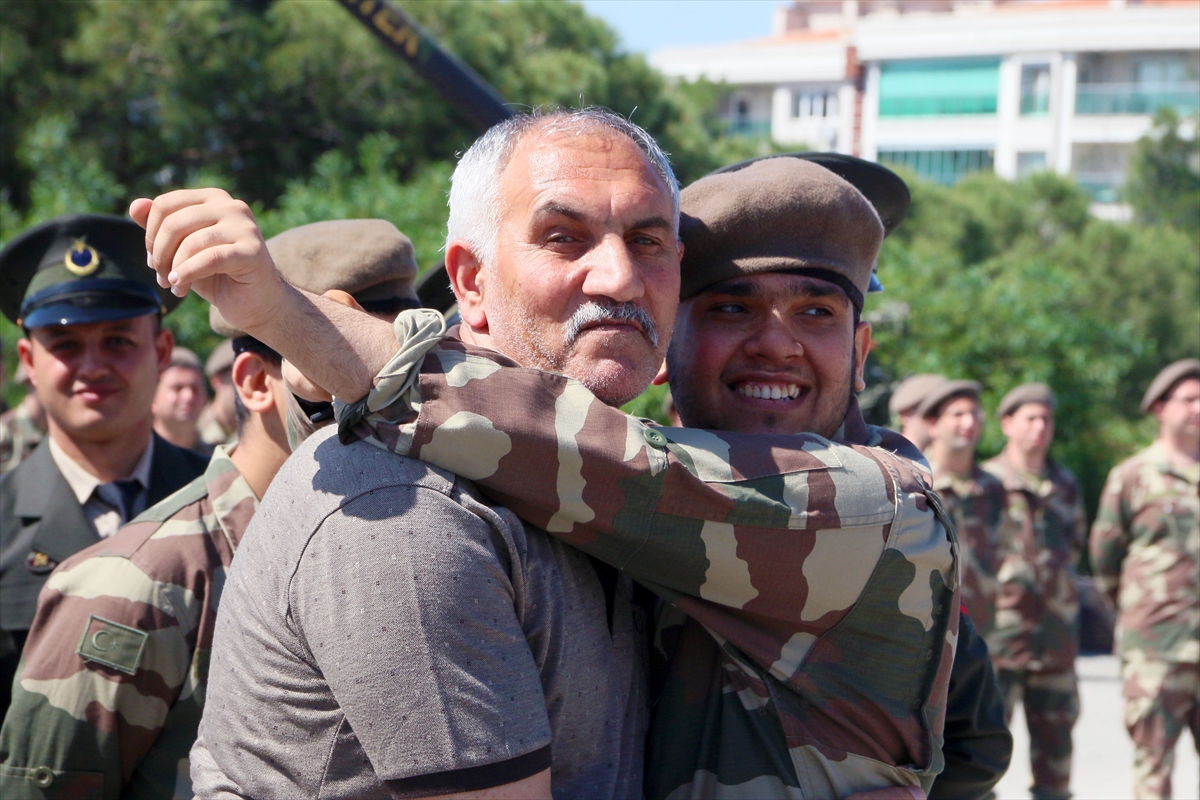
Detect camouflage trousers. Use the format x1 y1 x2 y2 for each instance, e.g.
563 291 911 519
1122 653 1200 800
997 667 1080 800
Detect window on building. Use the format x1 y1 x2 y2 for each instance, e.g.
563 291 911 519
1076 53 1199 115
877 149 995 184
793 89 839 119
878 58 1000 116
1016 152 1048 178
1020 64 1051 116
1072 143 1132 203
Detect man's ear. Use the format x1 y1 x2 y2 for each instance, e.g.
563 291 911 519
445 240 488 330
651 359 670 386
852 320 872 393
155 324 175 373
232 352 274 415
16 338 35 391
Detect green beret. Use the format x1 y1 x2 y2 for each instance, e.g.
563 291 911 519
997 383 1056 418
1141 358 1200 412
679 158 885 303
210 219 420 337
888 374 946 416
918 379 982 418
0 214 181 327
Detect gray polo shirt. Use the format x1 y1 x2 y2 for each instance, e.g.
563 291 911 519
190 428 647 799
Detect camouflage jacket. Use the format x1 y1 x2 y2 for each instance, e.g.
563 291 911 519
0 446 255 800
980 452 1084 673
928 463 1008 642
1089 442 1199 663
0 403 45 474
336 311 961 799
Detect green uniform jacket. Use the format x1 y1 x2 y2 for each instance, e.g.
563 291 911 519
0 447 255 800
337 312 962 799
1089 442 1199 664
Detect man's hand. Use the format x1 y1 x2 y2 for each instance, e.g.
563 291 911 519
129 189 291 335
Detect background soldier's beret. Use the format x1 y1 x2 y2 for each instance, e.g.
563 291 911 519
204 339 235 378
918 379 982 418
0 213 181 327
997 382 1057 418
168 346 203 372
1140 358 1200 413
888 374 947 416
210 219 420 337
679 157 886 304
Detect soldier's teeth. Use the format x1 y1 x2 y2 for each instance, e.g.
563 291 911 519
735 383 800 401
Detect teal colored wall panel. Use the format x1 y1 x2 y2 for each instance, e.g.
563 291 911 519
879 58 1001 116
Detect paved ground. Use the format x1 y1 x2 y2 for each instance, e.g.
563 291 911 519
996 655 1199 800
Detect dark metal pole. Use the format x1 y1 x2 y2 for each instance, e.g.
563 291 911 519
334 0 513 133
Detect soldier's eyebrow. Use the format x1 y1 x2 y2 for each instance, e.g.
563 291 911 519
704 279 761 298
532 202 589 225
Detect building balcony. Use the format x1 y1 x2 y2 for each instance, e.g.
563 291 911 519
1075 83 1200 116
879 95 997 117
727 118 772 137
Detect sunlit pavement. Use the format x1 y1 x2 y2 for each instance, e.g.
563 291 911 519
995 655 1199 800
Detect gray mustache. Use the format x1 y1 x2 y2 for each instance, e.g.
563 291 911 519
564 301 659 348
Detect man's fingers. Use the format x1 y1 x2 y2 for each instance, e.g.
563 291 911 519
172 241 262 294
128 198 153 228
143 188 233 268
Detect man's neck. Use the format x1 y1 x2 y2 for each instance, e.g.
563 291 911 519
154 419 198 449
1157 431 1200 472
929 442 974 478
48 420 153 483
1002 443 1047 475
228 420 291 499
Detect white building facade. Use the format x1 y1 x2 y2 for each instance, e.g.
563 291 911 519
651 0 1199 207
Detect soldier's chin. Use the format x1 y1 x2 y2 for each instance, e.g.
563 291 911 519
568 358 655 407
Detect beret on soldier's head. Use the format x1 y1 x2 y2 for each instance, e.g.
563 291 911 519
997 382 1056 418
209 219 420 337
678 158 885 303
1141 358 1200 413
888 374 947 416
204 339 235 378
918 379 982 419
0 213 181 327
168 346 203 373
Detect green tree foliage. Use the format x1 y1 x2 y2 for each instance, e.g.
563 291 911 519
1124 108 1200 232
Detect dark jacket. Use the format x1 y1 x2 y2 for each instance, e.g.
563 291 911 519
0 434 207 717
929 611 1014 800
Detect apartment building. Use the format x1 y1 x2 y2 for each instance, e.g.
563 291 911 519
650 0 1199 209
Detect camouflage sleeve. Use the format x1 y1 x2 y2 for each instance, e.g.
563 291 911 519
1089 465 1131 603
339 321 958 708
0 551 189 800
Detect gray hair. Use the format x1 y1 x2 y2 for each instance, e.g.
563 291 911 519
446 107 680 268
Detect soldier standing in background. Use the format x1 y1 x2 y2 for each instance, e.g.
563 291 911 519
983 383 1086 800
0 219 421 799
151 346 210 455
0 215 209 721
197 340 237 448
0 364 47 473
921 379 1009 641
889 373 946 451
1090 359 1200 800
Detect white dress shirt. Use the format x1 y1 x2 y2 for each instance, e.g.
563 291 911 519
48 435 155 539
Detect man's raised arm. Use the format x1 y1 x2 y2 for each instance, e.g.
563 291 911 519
130 190 397 402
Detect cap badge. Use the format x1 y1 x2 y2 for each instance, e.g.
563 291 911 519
64 239 101 276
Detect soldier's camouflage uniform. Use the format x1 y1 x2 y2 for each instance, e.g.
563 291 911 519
1090 442 1200 800
0 403 45 474
981 451 1085 800
336 312 962 799
927 463 1008 641
0 446 255 800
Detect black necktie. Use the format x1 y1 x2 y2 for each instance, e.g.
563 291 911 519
95 479 142 522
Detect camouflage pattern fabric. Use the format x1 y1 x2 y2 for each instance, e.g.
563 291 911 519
1090 443 1199 799
337 311 961 799
1089 443 1199 664
0 404 44 474
928 464 1008 641
995 668 1079 800
1120 654 1200 799
0 446 255 800
980 453 1085 674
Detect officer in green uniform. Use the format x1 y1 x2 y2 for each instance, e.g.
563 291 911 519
0 215 209 720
